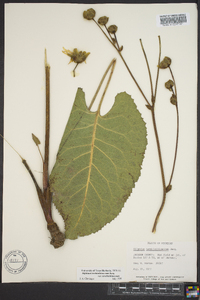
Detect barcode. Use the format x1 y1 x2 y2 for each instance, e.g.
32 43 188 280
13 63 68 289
157 13 190 27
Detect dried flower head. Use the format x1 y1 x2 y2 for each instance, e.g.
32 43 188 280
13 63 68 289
98 16 109 25
83 8 96 20
165 80 174 91
62 48 90 64
170 94 177 105
158 56 171 69
108 25 118 34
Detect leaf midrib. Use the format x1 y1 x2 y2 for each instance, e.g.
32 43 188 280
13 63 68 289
74 110 100 228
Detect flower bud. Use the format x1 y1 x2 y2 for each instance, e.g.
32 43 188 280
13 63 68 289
165 80 174 91
98 16 109 25
108 25 118 34
170 94 177 105
158 56 171 69
83 8 96 20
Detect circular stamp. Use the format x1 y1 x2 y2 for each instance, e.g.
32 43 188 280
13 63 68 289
4 250 28 274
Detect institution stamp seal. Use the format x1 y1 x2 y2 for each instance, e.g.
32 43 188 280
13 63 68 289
4 250 28 274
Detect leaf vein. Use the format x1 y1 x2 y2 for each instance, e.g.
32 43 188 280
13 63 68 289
74 124 94 130
93 145 117 173
64 166 89 190
95 138 123 154
89 181 103 206
59 151 91 168
97 123 133 146
69 184 87 200
60 144 91 156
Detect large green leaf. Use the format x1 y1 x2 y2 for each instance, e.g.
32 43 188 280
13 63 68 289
50 88 147 239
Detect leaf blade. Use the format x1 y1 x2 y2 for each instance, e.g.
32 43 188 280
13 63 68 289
50 88 147 239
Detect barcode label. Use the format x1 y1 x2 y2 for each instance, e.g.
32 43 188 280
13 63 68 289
156 13 190 27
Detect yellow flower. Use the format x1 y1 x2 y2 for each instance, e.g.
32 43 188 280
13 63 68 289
62 48 90 64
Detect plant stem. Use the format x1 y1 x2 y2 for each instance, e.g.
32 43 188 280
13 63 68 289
37 144 44 163
97 59 116 113
114 33 120 50
22 159 50 222
11 51 65 248
104 24 114 43
89 58 116 111
108 32 168 232
43 50 52 225
167 105 179 188
93 19 117 49
140 37 167 233
154 36 161 101
118 51 151 106
151 106 167 233
73 63 79 77
140 39 153 100
93 20 150 106
167 66 179 189
43 50 65 248
44 49 50 194
93 19 179 232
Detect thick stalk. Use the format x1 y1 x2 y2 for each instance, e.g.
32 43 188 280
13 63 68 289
44 50 50 194
43 51 51 227
43 50 65 248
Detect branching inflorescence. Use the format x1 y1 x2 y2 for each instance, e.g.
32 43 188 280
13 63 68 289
83 8 179 232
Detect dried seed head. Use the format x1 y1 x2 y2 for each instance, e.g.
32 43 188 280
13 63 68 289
62 48 90 64
98 16 109 25
165 80 174 91
83 8 96 20
170 94 177 105
108 25 118 34
158 56 171 69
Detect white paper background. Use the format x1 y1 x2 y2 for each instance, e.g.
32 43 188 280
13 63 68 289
2 3 197 282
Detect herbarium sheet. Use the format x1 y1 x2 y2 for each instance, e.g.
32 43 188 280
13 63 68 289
2 3 197 283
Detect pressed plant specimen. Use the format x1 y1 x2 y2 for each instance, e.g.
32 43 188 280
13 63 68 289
82 8 179 232
4 9 179 249
4 47 147 246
